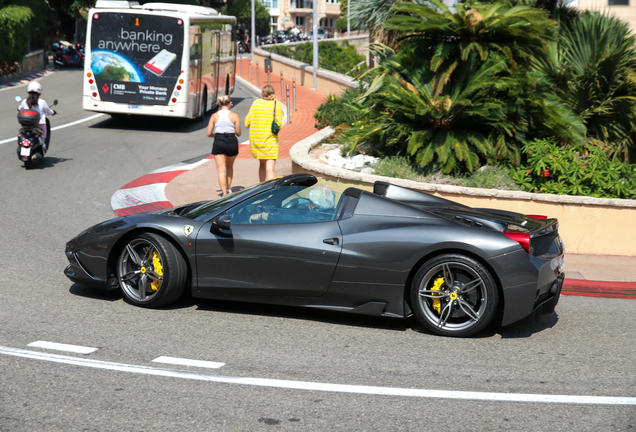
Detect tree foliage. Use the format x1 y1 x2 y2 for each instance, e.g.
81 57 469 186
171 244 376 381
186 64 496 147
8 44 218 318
223 0 270 36
0 5 34 67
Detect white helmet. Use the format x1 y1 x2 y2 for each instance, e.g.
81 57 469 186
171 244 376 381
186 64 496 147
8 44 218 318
27 82 42 94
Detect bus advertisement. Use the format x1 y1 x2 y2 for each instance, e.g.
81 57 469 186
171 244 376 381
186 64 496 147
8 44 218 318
83 1 236 119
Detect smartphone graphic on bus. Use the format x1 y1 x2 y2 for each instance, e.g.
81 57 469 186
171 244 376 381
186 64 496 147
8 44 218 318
144 49 177 76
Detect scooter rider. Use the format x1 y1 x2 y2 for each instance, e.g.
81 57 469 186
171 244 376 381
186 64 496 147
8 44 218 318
18 82 56 150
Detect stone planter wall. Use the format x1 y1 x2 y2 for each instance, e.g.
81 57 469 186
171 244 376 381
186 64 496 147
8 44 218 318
290 127 636 256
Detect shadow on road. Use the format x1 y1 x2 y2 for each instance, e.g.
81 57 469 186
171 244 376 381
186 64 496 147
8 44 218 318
69 284 560 337
22 156 73 170
87 97 247 134
69 284 411 332
192 297 413 332
69 283 122 302
494 312 559 339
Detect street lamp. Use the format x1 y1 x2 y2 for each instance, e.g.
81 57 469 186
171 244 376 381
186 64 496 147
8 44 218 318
312 0 318 91
347 0 350 38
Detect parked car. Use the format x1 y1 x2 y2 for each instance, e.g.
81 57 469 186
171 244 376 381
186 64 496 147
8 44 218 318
64 173 565 338
308 28 326 41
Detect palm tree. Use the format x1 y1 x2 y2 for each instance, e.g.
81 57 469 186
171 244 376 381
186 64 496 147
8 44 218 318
385 0 558 93
347 0 401 47
536 11 636 162
346 46 530 173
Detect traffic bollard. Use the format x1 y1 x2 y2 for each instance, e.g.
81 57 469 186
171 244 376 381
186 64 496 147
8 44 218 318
240 57 243 76
286 85 291 124
281 71 284 99
292 77 297 112
248 59 252 81
267 65 271 85
256 61 260 86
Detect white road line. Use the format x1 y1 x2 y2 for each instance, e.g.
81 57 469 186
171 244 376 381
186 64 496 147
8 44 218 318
152 356 225 369
0 113 106 145
151 158 210 174
50 113 106 131
27 341 98 355
2 345 635 405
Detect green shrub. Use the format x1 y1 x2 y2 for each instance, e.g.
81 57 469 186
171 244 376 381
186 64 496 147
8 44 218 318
373 156 422 180
372 157 522 190
509 139 636 198
267 41 368 76
462 166 522 190
314 85 366 129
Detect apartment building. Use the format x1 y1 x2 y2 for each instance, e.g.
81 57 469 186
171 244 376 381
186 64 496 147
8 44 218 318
261 0 341 35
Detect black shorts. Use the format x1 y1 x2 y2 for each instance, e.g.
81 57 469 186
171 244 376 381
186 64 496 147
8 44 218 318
212 133 239 157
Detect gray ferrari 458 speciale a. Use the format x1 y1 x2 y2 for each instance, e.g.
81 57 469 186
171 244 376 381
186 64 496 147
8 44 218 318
65 173 565 337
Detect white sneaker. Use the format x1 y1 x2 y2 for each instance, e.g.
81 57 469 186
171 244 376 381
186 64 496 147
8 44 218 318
227 189 232 195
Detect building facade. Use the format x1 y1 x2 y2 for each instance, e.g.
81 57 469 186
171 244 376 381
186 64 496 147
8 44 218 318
575 0 636 33
261 0 341 36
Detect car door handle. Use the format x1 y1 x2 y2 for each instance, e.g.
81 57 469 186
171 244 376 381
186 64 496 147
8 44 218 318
323 238 339 245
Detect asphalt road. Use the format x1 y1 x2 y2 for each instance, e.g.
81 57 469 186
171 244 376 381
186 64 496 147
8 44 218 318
0 70 634 431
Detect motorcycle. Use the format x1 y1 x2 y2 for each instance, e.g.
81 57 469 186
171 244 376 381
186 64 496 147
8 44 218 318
52 42 84 68
237 39 251 54
14 96 58 169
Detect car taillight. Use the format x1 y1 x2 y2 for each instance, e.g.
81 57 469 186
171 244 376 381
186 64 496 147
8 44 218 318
503 232 530 253
526 214 547 220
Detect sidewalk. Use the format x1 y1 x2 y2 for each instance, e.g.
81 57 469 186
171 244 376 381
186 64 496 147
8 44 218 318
114 65 636 300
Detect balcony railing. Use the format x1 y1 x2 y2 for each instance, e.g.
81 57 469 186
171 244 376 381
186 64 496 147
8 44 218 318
289 0 313 9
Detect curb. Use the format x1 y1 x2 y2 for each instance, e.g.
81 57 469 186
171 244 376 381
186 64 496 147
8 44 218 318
0 67 55 90
562 279 636 300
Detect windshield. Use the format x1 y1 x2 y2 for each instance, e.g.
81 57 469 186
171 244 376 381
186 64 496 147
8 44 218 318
180 183 263 220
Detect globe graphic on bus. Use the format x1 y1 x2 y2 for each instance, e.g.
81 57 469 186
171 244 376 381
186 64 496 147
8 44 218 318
90 50 144 82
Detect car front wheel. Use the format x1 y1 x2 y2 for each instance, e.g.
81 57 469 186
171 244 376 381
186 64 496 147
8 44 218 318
117 232 187 308
411 254 498 337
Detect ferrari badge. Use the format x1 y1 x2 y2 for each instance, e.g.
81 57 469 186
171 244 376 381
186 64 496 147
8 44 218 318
184 225 194 237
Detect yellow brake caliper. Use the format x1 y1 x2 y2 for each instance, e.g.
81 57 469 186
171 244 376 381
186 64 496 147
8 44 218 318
431 277 445 314
151 252 163 291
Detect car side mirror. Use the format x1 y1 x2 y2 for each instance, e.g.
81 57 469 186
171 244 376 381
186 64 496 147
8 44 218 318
213 214 231 231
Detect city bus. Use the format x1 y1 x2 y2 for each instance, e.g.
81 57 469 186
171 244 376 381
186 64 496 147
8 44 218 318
83 1 237 119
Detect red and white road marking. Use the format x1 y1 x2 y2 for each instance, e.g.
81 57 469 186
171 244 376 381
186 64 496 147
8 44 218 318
0 68 55 90
111 140 250 217
110 157 213 216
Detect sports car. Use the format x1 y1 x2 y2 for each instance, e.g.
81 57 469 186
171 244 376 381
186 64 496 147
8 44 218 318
65 173 565 337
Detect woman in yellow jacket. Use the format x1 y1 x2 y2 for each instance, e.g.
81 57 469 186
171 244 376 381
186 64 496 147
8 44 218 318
245 85 284 181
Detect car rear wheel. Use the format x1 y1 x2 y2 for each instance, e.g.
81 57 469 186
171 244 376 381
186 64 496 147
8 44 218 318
117 233 187 308
411 254 498 337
